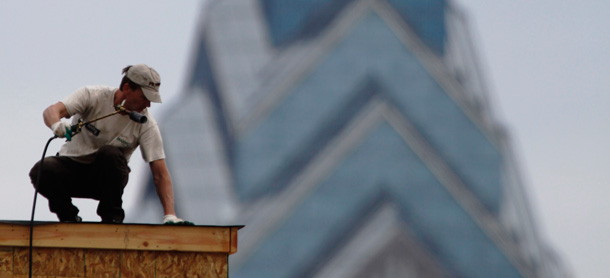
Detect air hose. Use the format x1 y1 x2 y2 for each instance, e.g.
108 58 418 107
29 135 58 278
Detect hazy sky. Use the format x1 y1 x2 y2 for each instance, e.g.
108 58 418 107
1 1 607 277
455 1 609 277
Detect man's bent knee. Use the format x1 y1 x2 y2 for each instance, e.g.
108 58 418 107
29 157 59 187
29 160 41 187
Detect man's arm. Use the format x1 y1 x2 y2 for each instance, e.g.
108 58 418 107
43 102 70 128
43 102 73 138
149 158 176 216
149 159 194 225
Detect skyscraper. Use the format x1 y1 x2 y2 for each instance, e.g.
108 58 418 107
131 0 569 277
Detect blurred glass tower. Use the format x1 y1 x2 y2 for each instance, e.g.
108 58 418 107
130 0 569 277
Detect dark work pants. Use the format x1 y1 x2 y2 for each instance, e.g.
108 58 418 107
29 145 130 222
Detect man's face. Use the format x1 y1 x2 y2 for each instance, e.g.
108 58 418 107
125 87 151 113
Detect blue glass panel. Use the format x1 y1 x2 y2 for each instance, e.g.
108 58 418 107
259 0 446 52
233 123 521 278
260 0 339 47
235 12 502 212
387 0 447 55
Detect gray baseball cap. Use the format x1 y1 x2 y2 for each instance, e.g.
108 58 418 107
125 64 162 103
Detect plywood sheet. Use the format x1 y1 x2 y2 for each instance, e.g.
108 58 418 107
14 247 84 277
0 248 13 273
84 249 119 278
119 250 156 278
156 252 227 278
0 248 230 278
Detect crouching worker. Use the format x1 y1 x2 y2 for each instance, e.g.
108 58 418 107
29 64 192 225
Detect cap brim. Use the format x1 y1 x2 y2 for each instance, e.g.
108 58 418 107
142 87 162 103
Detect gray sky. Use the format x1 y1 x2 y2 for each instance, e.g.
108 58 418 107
0 1 607 277
455 1 609 277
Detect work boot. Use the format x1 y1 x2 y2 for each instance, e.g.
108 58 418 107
59 215 82 223
101 217 123 224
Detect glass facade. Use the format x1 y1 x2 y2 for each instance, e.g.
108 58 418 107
130 0 568 277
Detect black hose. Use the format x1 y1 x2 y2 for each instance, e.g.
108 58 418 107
29 136 57 278
26 110 142 277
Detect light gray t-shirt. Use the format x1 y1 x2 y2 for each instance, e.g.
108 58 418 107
58 85 165 163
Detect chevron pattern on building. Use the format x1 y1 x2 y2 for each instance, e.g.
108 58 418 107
130 0 569 277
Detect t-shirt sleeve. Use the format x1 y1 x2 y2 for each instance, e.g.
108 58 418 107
61 87 92 116
139 122 166 163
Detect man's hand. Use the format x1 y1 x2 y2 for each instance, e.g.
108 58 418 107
163 214 194 226
51 121 71 138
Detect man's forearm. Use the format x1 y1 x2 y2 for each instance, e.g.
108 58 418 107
150 159 177 216
155 177 176 216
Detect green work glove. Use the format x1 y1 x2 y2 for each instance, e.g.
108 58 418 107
163 214 194 226
51 121 72 140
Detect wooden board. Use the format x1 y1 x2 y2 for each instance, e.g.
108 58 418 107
0 222 243 254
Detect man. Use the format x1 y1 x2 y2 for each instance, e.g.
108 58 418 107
29 64 191 225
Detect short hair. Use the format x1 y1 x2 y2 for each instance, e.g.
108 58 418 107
120 65 141 91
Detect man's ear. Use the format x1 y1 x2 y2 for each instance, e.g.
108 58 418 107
122 83 131 93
